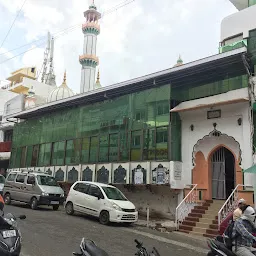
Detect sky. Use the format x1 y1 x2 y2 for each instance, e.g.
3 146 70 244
0 0 237 94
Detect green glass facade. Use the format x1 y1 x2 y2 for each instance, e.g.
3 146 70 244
10 84 171 168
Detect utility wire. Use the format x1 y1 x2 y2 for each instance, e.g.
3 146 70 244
0 0 27 49
0 0 135 60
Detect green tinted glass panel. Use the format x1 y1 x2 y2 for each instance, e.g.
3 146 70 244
38 144 45 167
143 129 155 160
119 131 129 161
10 148 17 168
15 148 22 168
249 0 256 6
31 145 39 167
81 138 90 163
44 143 52 166
89 136 98 163
156 127 168 160
131 130 142 161
20 147 27 168
66 139 81 165
99 135 109 162
26 146 33 167
11 83 171 165
109 134 118 162
51 142 65 166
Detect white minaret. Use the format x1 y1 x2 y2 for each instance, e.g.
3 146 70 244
79 1 101 93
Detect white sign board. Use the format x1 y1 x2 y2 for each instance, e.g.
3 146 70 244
170 161 184 189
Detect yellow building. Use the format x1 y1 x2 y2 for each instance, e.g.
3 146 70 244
4 67 37 94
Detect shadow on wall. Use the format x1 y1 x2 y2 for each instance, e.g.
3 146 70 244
116 184 178 220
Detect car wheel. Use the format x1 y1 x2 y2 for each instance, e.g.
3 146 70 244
30 197 38 210
52 205 59 211
65 202 74 215
4 193 11 205
99 210 110 225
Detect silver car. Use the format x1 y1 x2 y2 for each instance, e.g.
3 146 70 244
3 171 65 210
0 174 5 196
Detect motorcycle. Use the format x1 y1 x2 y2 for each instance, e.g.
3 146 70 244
73 238 160 256
207 236 236 256
0 211 26 256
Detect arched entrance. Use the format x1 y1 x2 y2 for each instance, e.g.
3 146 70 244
192 130 242 200
211 147 235 200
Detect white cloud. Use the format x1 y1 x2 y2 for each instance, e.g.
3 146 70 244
0 0 237 94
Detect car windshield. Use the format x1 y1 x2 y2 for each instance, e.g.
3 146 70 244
102 187 127 201
37 175 58 186
0 176 5 184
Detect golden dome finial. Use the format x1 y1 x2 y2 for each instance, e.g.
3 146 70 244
62 70 67 86
96 69 100 83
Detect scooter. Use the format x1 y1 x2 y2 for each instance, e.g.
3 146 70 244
73 238 160 256
0 211 26 256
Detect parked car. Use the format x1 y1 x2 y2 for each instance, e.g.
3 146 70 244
65 181 138 225
0 174 5 195
3 171 65 210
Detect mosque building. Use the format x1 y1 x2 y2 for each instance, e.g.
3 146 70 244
3 0 256 236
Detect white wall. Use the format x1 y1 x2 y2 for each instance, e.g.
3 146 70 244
221 4 256 42
180 101 253 187
23 77 56 99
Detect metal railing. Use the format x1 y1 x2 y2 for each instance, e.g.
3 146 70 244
218 184 253 229
175 184 198 230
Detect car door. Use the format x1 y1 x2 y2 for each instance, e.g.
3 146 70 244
86 184 104 216
24 175 36 203
72 183 90 214
14 174 27 202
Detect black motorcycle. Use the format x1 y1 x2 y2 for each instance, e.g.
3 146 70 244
0 212 26 256
207 236 236 256
73 238 160 256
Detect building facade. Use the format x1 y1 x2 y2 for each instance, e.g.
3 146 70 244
5 0 256 219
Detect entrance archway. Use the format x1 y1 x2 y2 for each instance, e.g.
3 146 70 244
192 129 242 200
211 147 235 200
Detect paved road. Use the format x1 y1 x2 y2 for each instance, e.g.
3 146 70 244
4 204 208 256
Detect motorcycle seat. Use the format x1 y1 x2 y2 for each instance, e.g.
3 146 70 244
83 240 109 256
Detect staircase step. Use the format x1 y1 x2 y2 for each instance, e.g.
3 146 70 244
191 209 206 214
213 220 218 225
205 210 219 215
202 214 218 219
196 222 211 229
182 220 197 227
209 224 219 230
198 218 216 225
188 212 203 218
179 225 193 231
193 227 208 233
185 216 200 222
206 228 219 236
194 205 209 210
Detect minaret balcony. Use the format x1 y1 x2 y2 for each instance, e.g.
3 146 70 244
82 23 100 35
79 54 99 67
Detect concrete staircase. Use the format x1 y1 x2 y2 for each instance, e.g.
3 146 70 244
179 200 224 238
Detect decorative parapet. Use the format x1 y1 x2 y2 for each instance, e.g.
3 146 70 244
79 54 99 67
219 39 247 54
82 22 100 35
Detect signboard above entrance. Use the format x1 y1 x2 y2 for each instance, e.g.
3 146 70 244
207 110 221 119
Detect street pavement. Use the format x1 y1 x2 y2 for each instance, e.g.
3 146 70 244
4 204 209 256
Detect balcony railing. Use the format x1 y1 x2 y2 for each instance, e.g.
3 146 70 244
219 39 247 54
0 141 12 152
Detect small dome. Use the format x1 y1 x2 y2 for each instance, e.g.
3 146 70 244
94 69 102 89
47 71 74 102
174 55 183 67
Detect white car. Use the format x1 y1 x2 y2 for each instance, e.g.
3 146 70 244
65 181 138 225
